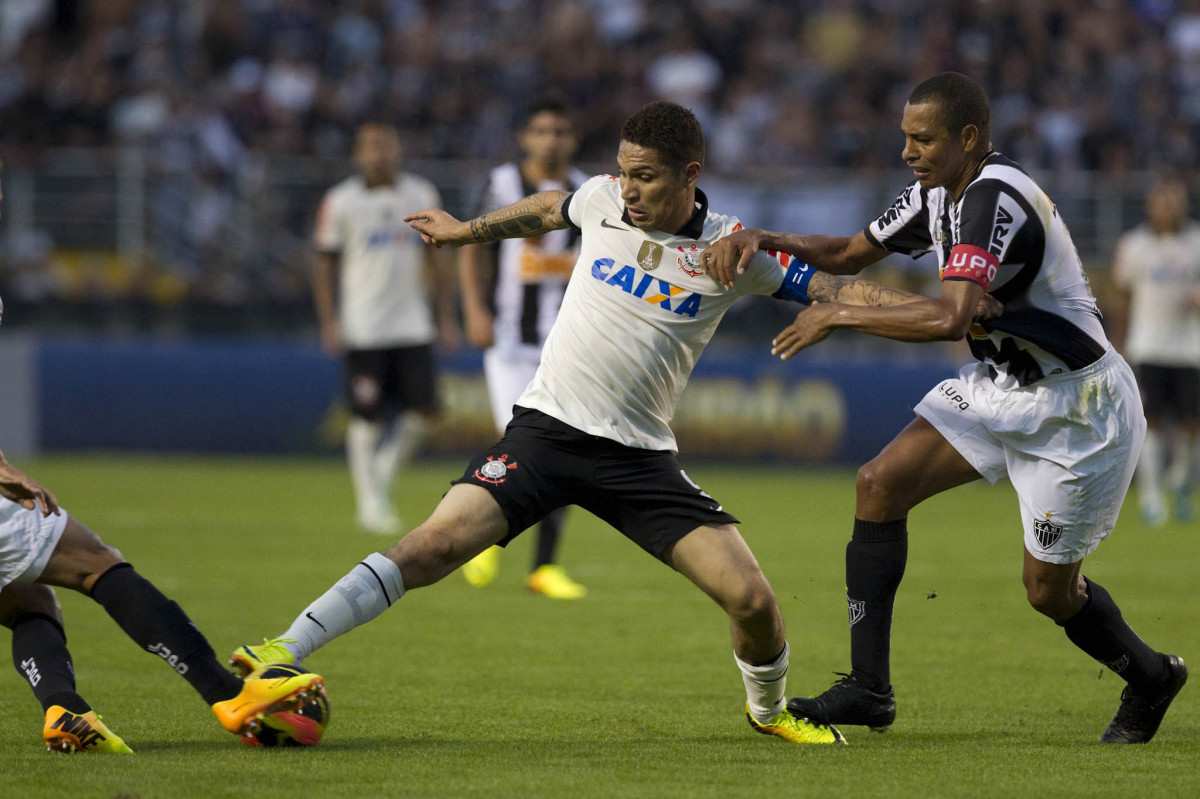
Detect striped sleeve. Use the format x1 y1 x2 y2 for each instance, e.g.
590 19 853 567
867 182 934 257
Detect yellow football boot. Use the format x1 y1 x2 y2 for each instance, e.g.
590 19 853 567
43 706 133 754
212 665 324 739
229 637 296 677
527 564 586 599
746 703 846 744
462 546 501 588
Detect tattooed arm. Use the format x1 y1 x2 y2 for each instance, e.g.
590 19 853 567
805 271 925 307
772 277 1004 360
406 191 570 248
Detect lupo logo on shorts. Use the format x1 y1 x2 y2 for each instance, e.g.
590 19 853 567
938 381 970 411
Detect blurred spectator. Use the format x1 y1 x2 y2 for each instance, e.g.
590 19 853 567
2 0 1200 331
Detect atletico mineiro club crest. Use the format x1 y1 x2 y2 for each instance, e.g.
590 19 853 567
475 454 518 485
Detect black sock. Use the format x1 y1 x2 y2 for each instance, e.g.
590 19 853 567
1058 577 1167 693
533 507 567 570
11 613 90 714
846 518 908 692
90 563 242 705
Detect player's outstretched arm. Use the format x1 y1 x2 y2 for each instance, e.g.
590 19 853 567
0 450 60 517
405 190 571 248
704 228 886 289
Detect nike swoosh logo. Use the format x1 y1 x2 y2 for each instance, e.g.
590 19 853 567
600 218 630 231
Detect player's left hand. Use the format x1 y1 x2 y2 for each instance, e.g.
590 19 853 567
771 303 838 360
702 228 763 290
0 456 61 517
405 209 470 248
974 293 1004 320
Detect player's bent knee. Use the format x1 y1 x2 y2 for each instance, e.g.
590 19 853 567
0 582 64 627
722 579 778 624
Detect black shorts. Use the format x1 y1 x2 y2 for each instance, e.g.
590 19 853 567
344 345 439 420
1136 362 1200 420
453 407 739 559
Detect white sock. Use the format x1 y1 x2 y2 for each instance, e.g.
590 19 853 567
281 553 405 663
735 642 788 723
347 418 385 520
1167 430 1195 493
1138 428 1165 512
371 412 432 505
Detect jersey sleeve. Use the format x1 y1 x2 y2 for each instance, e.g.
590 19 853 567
867 182 934 257
946 180 1028 290
312 189 345 253
562 174 615 229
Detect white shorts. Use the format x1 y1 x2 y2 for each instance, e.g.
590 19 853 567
915 347 1145 565
484 345 543 433
0 497 69 588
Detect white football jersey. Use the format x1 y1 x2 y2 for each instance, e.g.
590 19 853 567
477 162 590 353
313 174 441 348
1112 221 1200 366
516 175 792 452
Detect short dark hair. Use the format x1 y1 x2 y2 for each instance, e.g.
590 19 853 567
909 72 991 148
620 100 704 171
523 95 575 128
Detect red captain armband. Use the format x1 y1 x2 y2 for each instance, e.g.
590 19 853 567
942 244 999 290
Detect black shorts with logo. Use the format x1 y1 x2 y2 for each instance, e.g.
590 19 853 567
1136 362 1200 420
344 344 439 420
453 407 739 559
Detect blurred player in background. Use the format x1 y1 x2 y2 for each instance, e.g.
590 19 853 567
705 72 1186 744
313 122 457 535
231 100 952 746
458 97 589 599
1110 176 1200 526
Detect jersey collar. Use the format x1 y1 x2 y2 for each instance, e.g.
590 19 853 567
620 188 709 240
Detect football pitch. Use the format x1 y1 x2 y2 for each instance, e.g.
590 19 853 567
4 454 1197 798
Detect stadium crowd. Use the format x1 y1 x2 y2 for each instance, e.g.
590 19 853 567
0 0 1197 325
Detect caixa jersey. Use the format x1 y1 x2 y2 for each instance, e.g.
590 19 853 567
867 151 1109 389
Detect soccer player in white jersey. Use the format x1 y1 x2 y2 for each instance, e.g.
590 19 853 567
1111 176 1200 526
313 123 456 535
705 72 1186 744
230 100 954 745
0 166 323 754
458 97 590 599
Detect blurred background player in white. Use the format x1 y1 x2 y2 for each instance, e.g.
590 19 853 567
458 97 589 598
1111 176 1200 526
313 122 457 535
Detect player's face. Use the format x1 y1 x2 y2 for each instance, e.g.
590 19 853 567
900 101 975 197
353 126 402 185
520 112 578 168
616 141 700 233
1146 182 1187 231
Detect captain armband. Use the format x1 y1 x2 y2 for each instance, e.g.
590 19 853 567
774 259 817 305
942 244 999 290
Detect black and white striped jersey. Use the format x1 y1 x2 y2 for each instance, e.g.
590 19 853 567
865 152 1108 389
474 162 589 352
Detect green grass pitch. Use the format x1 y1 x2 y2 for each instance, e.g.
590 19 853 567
3 454 1197 798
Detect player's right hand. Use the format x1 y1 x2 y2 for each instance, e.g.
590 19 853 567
405 209 469 248
702 228 764 290
0 456 61 517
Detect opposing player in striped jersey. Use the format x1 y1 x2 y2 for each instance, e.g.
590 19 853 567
230 101 968 745
704 72 1186 743
1111 176 1200 526
458 98 590 599
313 123 456 535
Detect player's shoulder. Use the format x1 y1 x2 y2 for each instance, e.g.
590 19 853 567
323 175 363 201
700 207 744 240
568 174 621 223
970 152 1039 199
